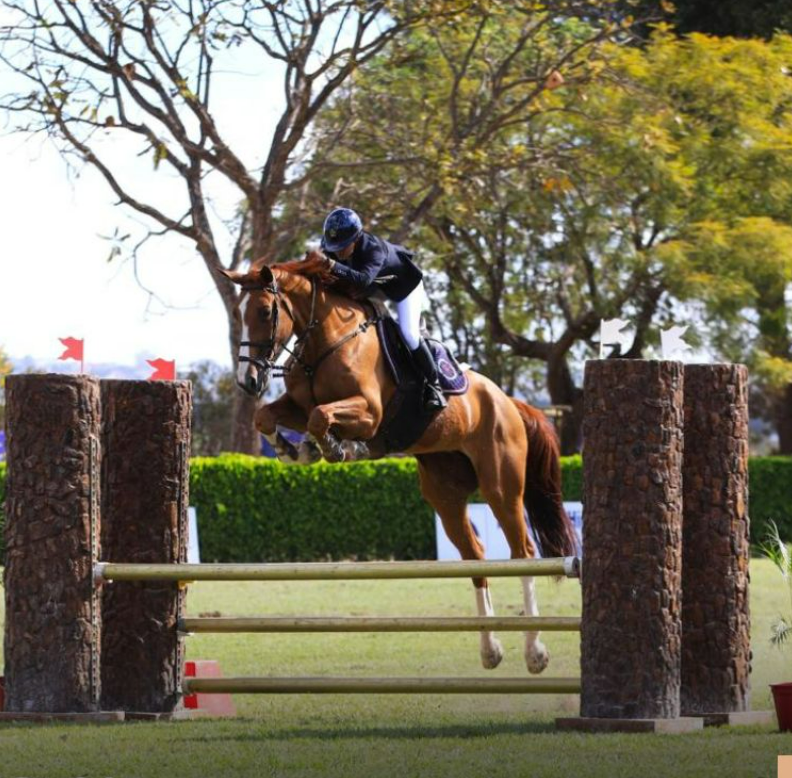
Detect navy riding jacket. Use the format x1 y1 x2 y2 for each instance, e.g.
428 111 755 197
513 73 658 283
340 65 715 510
326 232 422 303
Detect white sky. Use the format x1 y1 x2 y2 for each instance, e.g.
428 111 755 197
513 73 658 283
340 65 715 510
0 9 298 376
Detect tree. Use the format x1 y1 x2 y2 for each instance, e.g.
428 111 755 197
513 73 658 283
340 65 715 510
0 0 466 451
182 361 236 456
278 5 626 431
299 26 792 451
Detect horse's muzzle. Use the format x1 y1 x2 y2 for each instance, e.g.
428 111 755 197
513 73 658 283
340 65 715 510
238 364 269 399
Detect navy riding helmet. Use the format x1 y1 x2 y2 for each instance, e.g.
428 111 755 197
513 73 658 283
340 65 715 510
321 208 363 253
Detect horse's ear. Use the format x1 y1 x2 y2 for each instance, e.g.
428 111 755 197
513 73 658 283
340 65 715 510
218 268 246 285
256 265 275 287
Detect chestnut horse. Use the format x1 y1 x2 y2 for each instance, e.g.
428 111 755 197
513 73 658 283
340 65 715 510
222 255 576 674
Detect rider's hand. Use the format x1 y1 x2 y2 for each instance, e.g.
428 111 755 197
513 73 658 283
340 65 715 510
316 253 337 285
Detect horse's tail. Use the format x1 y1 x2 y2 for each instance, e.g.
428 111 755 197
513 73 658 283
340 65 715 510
510 398 578 558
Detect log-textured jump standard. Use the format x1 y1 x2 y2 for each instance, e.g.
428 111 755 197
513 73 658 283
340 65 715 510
4 374 102 714
95 557 580 582
681 364 750 717
578 359 685 722
179 616 582 633
100 380 192 714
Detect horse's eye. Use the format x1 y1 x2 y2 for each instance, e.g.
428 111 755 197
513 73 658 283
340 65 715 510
260 307 272 321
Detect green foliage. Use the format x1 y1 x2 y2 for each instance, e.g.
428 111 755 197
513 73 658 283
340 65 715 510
759 520 792 648
749 457 792 542
188 454 586 563
189 455 436 563
0 455 788 563
301 22 792 445
561 455 584 501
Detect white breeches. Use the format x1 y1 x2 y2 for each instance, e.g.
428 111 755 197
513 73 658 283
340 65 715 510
395 281 425 351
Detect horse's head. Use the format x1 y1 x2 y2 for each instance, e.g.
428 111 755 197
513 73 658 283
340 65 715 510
221 264 295 398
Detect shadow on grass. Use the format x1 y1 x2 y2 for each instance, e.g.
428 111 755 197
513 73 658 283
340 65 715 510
181 719 554 741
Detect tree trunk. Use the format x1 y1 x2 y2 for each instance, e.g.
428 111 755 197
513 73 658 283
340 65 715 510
546 351 583 455
232 392 261 454
227 308 261 454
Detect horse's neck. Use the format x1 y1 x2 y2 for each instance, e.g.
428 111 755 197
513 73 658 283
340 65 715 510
285 276 367 348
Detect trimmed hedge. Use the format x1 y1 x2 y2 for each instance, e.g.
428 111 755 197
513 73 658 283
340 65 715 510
189 455 435 562
747 456 792 543
187 454 790 560
0 455 790 562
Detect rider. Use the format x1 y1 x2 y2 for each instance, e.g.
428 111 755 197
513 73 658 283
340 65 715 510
319 207 447 412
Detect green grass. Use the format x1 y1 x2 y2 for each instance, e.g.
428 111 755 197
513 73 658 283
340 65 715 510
0 560 790 778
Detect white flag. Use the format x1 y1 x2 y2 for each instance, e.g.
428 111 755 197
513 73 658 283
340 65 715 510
660 325 691 360
599 318 631 358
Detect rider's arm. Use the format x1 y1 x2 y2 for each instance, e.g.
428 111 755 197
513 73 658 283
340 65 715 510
327 244 387 293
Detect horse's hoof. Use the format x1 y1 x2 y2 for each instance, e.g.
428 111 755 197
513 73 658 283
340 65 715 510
525 642 549 674
297 439 323 465
340 440 369 461
481 639 504 670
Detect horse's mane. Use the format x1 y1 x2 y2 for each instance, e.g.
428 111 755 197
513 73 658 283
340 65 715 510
275 250 329 278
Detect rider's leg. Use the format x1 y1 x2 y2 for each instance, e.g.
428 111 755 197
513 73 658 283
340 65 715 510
395 282 447 411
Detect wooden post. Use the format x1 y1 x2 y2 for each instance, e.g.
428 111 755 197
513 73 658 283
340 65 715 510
559 360 699 733
3 374 102 714
681 364 751 719
100 380 192 713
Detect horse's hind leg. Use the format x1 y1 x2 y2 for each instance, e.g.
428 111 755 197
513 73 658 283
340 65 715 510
469 439 550 675
416 453 504 670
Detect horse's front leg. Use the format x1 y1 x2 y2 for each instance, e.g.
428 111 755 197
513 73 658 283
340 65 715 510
255 394 321 465
307 395 378 463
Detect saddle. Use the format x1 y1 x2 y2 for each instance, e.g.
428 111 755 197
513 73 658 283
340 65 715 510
367 301 469 454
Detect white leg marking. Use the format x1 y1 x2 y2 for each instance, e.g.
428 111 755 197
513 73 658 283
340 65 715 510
237 293 251 387
522 576 549 674
476 586 504 670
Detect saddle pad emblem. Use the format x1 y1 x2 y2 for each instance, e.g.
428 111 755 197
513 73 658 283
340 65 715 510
438 357 458 379
429 340 469 395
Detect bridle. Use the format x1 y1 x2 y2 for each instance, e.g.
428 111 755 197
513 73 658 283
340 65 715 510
237 272 382 401
238 275 319 396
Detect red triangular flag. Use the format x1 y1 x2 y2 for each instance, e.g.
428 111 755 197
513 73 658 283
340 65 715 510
147 358 176 381
58 337 84 362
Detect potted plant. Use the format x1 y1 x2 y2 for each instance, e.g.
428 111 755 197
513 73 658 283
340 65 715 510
762 521 792 731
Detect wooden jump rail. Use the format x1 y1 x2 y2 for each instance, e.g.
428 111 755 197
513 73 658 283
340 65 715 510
178 616 582 634
95 557 581 583
182 677 582 695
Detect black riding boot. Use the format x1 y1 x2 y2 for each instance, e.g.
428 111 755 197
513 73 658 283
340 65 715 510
411 340 448 412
